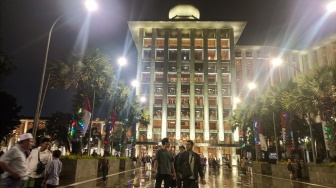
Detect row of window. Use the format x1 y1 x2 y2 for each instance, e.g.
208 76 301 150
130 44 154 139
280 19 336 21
141 73 231 84
143 49 230 61
143 29 230 38
152 108 231 120
142 63 230 73
143 38 230 49
152 96 231 106
140 85 231 96
140 120 231 130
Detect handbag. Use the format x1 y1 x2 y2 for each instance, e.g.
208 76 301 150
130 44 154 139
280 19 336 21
181 153 193 179
35 149 46 175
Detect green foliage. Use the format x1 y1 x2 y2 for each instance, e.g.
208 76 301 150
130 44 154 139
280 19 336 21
45 112 72 153
0 91 21 142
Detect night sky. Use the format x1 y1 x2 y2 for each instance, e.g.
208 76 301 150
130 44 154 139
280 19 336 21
0 0 336 118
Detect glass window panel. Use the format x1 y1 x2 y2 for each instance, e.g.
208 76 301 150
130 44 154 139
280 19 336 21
208 50 217 60
143 39 152 48
156 38 164 48
195 96 203 106
195 39 203 48
208 74 216 82
141 73 150 83
155 73 163 82
195 50 203 60
143 50 151 61
168 74 177 82
182 65 190 72
182 39 190 48
169 39 177 48
182 97 190 106
208 39 216 48
221 50 230 60
221 39 229 48
182 50 190 60
169 50 177 61
181 74 190 83
195 74 203 82
156 50 164 60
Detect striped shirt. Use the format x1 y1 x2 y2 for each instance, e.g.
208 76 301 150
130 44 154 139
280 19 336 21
45 158 62 186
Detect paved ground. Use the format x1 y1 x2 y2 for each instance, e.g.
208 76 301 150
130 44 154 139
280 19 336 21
58 166 333 188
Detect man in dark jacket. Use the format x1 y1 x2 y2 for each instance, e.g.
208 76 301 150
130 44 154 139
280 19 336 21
177 140 205 188
173 145 185 188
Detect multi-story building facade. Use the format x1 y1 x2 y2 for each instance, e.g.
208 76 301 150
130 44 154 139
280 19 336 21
129 5 336 165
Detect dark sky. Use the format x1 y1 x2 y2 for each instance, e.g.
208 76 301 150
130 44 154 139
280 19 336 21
1 0 336 118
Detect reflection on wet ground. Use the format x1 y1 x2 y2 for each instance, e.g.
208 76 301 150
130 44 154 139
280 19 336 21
58 166 332 188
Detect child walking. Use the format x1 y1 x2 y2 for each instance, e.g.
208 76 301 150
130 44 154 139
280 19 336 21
43 150 62 188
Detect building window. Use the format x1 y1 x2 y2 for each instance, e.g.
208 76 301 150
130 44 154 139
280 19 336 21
156 38 164 48
182 97 190 106
209 110 217 120
195 87 203 95
195 74 203 82
168 74 177 82
208 29 216 38
195 122 203 130
195 30 203 38
182 30 190 38
222 87 230 95
182 50 190 60
195 39 203 48
195 110 203 118
221 39 229 48
181 85 190 94
208 74 216 82
222 74 230 83
195 133 203 143
223 97 231 106
181 108 190 118
222 64 230 72
195 96 203 106
155 73 163 82
221 50 230 60
181 73 190 83
168 109 176 118
209 121 217 130
169 39 177 48
182 39 190 48
168 87 176 94
143 38 152 48
208 97 217 106
208 50 217 60
155 87 163 95
141 73 150 83
143 62 150 72
154 109 162 118
168 97 176 105
168 121 176 128
154 96 163 105
195 50 203 60
195 64 203 72
143 50 151 61
169 50 177 61
155 62 164 71
181 121 190 129
208 39 216 48
169 66 177 72
208 87 217 95
208 66 216 73
156 50 164 61
223 110 230 119
182 65 190 72
220 29 229 38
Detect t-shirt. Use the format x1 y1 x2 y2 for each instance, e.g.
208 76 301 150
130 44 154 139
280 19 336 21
155 148 173 175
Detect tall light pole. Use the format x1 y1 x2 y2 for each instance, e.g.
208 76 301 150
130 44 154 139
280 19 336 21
32 0 98 138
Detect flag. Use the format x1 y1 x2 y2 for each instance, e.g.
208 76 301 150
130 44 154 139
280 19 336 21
82 96 92 135
281 113 287 144
258 121 268 151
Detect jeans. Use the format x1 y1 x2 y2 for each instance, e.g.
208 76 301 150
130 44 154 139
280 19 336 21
0 176 26 188
102 168 108 181
155 174 171 188
182 178 199 188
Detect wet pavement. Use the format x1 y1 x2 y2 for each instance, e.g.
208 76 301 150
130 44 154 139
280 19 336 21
58 166 333 188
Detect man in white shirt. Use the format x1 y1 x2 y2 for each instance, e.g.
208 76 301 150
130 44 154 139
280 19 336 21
26 138 52 188
0 133 34 188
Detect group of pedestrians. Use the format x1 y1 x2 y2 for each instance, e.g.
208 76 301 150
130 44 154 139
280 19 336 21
152 138 206 188
0 133 62 188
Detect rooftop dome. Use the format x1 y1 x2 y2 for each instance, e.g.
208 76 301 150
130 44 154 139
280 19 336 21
169 5 200 20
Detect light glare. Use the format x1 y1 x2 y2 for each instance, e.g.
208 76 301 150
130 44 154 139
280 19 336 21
248 82 257 90
140 97 146 102
131 80 139 87
85 0 98 12
118 57 127 66
272 58 283 66
327 1 336 13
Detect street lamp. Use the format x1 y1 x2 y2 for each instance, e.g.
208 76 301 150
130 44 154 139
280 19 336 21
118 57 127 66
140 96 146 103
131 80 139 87
248 82 256 90
327 1 336 13
32 0 98 138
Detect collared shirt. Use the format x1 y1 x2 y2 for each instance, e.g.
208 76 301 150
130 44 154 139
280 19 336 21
0 144 29 180
26 147 52 178
188 151 195 179
45 158 62 186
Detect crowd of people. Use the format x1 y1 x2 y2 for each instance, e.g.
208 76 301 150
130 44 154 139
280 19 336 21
0 133 62 188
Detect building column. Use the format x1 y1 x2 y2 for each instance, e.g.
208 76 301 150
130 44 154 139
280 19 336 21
161 29 169 139
231 148 237 166
23 120 28 133
148 28 157 141
202 29 209 141
217 147 222 163
189 29 196 140
176 29 182 141
216 29 224 142
203 146 208 160
148 145 153 156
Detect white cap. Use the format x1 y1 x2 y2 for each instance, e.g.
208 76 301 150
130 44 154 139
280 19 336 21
18 133 33 141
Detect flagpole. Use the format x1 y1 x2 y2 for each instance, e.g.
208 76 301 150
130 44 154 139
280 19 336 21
87 90 96 156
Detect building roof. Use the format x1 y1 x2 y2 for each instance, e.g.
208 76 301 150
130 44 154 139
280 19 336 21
128 21 247 51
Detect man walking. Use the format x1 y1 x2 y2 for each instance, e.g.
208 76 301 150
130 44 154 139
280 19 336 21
172 146 185 188
177 140 205 188
26 138 52 188
152 138 176 188
0 133 34 188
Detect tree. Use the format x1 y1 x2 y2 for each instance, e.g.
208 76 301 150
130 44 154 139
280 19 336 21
45 112 72 154
0 52 14 83
48 48 115 153
0 91 21 143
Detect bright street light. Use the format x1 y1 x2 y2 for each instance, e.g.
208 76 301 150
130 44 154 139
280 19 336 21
271 58 283 66
234 97 241 104
248 82 257 90
327 1 336 13
140 96 146 103
131 80 139 87
85 0 98 12
118 57 127 66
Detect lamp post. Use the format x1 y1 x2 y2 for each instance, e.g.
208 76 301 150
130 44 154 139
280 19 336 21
32 0 98 138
